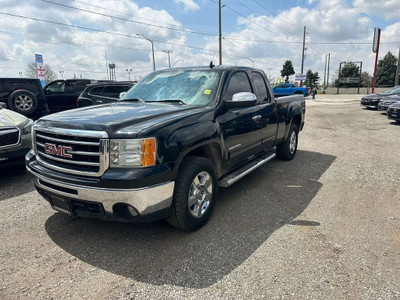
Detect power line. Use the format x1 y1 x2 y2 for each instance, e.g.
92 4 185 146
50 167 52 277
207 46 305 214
41 0 217 37
73 0 216 35
235 0 294 35
222 4 299 41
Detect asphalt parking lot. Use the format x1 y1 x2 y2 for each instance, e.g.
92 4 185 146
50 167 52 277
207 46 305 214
0 95 399 299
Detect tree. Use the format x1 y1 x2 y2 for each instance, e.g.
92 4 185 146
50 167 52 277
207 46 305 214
360 71 372 87
281 60 295 82
25 62 58 83
376 51 397 87
334 62 360 88
304 69 320 88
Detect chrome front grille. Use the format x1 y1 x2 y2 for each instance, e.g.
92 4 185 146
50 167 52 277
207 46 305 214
33 125 109 176
0 127 20 148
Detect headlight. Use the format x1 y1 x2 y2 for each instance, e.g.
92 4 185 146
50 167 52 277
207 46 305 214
110 138 156 168
22 119 34 134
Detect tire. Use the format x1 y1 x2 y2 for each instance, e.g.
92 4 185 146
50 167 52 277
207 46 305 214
7 89 38 116
276 123 298 161
167 156 218 231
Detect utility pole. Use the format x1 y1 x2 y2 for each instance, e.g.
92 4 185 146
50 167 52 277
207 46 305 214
300 26 306 86
323 54 327 90
218 0 222 65
163 50 173 68
327 53 331 89
395 46 400 86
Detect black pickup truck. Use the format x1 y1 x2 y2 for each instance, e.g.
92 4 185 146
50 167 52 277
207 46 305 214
26 66 305 231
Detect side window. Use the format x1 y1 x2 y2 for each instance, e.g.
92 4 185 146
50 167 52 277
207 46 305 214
66 80 89 92
102 85 127 98
88 86 104 95
252 72 269 102
224 71 253 101
45 81 65 93
281 84 290 88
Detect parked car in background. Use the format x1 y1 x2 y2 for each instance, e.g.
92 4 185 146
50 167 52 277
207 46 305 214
0 105 33 167
76 81 136 107
44 79 111 113
0 78 49 118
387 102 400 123
377 94 400 111
361 85 400 109
272 83 309 97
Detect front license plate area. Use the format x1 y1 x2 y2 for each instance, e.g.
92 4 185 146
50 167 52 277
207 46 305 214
51 196 72 215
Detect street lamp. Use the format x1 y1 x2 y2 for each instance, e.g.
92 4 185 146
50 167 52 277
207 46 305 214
59 70 64 79
19 72 22 77
162 50 173 68
126 68 132 81
136 33 156 71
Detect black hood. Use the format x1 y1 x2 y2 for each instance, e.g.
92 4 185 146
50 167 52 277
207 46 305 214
36 102 204 137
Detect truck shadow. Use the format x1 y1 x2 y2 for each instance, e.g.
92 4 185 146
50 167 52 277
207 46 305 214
0 165 34 201
45 150 335 288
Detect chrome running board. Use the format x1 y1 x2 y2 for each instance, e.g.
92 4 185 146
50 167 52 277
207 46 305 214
218 152 276 187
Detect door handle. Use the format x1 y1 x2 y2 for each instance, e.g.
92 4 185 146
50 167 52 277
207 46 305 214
252 115 261 121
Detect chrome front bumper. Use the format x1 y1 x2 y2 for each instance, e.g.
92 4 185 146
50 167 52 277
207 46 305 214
27 166 175 216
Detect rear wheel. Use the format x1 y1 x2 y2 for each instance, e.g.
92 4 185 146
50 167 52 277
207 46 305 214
7 90 38 116
167 156 218 231
276 123 298 161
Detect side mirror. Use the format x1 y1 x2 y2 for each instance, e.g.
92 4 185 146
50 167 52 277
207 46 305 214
119 92 127 99
225 92 257 109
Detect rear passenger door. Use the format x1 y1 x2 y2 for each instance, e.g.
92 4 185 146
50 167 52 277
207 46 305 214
217 71 263 170
252 72 277 150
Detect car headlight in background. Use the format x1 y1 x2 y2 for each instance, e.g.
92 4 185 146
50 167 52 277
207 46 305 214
110 138 156 167
22 119 34 135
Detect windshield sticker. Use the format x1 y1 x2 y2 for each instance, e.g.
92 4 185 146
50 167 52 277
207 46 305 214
204 89 211 95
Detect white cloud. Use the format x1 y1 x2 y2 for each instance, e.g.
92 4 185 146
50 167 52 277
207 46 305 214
173 0 200 12
0 0 398 83
353 0 400 20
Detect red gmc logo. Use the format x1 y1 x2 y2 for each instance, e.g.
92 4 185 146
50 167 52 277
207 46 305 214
44 143 73 158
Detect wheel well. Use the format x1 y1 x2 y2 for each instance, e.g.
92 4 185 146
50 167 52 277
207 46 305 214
184 143 222 178
292 114 301 129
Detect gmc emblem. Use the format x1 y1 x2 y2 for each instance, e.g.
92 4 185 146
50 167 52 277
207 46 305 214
44 143 73 159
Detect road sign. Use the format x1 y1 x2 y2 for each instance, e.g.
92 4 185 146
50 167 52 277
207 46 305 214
295 73 306 81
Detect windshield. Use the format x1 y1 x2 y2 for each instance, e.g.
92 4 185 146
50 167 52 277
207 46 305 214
383 86 400 94
121 69 222 106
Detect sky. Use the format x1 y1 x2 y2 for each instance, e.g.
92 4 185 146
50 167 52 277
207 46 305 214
0 0 399 84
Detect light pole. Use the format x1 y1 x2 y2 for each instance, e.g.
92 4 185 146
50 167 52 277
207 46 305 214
247 57 254 68
19 72 22 77
162 50 173 68
126 68 132 81
136 33 156 71
218 0 222 65
59 70 64 79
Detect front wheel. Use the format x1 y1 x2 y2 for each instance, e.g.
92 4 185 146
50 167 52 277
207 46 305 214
167 156 218 231
276 123 298 161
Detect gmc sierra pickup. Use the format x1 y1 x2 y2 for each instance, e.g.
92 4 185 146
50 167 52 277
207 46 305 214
26 66 305 231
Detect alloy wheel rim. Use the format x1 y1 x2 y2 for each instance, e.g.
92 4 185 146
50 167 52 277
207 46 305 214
289 131 297 154
15 95 33 111
188 171 213 218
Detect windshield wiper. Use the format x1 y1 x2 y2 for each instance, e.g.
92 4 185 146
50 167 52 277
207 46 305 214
146 99 187 105
121 98 145 103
